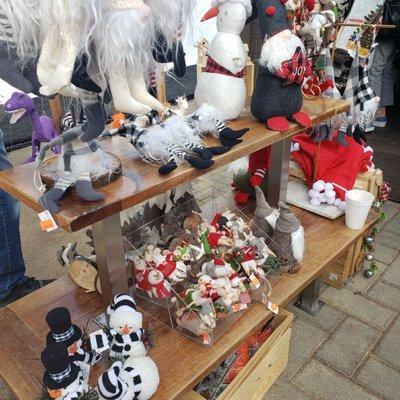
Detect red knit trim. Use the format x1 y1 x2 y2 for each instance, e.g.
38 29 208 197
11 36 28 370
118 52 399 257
204 56 246 78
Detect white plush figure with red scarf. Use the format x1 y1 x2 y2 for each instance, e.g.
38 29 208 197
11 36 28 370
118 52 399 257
147 269 172 299
154 250 188 283
195 0 253 120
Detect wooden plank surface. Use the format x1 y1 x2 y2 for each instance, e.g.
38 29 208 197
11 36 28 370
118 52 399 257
0 98 350 232
0 207 378 400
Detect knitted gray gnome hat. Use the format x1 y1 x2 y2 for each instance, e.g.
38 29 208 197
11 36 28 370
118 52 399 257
254 186 275 218
275 201 300 233
255 0 291 38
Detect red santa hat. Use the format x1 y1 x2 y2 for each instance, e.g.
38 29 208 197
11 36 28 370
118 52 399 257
214 258 225 266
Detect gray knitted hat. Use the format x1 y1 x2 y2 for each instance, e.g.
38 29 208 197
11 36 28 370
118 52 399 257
275 201 300 233
255 186 275 218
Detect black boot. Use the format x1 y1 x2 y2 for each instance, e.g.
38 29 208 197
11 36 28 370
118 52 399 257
185 156 214 170
75 180 105 202
159 160 178 175
219 127 249 141
192 147 213 160
206 146 232 155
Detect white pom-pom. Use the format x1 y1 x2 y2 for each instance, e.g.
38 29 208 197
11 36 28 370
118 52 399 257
339 201 346 211
334 198 341 207
309 189 319 198
311 198 321 206
325 190 336 199
313 180 325 192
327 197 335 205
318 193 327 203
324 182 334 191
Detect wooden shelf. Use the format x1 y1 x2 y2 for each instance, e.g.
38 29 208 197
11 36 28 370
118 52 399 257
0 207 378 400
0 98 350 232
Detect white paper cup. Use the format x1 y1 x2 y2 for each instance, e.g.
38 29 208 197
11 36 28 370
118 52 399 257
345 190 374 230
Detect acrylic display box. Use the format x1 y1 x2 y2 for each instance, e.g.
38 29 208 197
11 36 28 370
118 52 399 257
124 189 294 345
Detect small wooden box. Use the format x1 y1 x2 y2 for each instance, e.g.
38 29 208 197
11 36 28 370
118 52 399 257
180 310 294 400
321 236 364 289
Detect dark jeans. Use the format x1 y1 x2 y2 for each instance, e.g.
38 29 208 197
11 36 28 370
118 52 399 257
0 129 27 299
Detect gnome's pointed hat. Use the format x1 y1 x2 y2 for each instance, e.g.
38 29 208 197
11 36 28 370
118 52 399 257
275 201 300 233
254 187 275 218
255 0 291 38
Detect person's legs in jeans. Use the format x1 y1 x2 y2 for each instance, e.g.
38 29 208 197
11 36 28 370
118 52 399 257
368 39 396 122
0 128 27 300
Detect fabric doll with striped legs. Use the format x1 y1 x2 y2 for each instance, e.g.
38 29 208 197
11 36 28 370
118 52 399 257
41 343 90 400
98 358 159 400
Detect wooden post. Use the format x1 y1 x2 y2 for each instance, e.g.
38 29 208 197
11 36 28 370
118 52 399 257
49 95 63 134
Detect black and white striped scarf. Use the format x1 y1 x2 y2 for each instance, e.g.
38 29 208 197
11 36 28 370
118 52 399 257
110 328 144 354
124 366 143 398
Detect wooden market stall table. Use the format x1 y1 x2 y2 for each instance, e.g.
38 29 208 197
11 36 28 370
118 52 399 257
0 98 350 304
0 97 374 399
0 209 379 400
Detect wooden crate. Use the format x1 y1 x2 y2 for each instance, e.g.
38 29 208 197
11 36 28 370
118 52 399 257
321 236 364 289
179 310 294 400
289 161 383 201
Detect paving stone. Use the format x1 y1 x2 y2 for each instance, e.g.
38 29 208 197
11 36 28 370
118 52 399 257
367 281 400 310
375 230 400 251
382 255 400 287
321 286 396 330
263 378 311 400
355 356 400 400
316 316 381 376
282 317 328 380
294 359 380 400
384 214 400 235
346 261 388 294
374 243 399 264
383 201 400 218
374 317 400 369
287 303 346 333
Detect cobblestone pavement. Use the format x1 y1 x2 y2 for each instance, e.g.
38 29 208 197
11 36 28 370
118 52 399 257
1 151 399 399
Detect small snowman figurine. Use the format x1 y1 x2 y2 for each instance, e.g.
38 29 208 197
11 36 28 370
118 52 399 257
41 343 88 400
45 307 101 383
97 359 159 400
195 0 253 120
107 294 147 360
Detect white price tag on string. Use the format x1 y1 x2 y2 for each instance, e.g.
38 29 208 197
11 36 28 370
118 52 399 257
267 302 279 315
89 329 110 353
232 303 248 313
38 210 58 232
249 273 260 289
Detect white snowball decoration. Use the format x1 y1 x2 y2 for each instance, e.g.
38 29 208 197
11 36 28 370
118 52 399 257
313 180 325 192
310 198 321 206
309 180 343 210
325 182 334 191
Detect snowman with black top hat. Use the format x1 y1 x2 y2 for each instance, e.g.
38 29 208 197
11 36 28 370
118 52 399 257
41 343 89 400
46 307 101 383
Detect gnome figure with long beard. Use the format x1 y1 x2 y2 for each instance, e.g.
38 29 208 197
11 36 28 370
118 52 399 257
250 0 313 132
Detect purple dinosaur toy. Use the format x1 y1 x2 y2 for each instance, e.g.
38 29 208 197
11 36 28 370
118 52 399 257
4 92 60 163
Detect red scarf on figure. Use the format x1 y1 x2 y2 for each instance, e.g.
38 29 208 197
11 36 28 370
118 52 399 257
204 56 246 78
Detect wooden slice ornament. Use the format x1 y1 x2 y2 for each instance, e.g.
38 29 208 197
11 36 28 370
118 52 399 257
39 152 122 188
68 256 100 293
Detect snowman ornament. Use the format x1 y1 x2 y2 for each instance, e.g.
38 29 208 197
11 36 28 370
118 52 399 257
195 0 253 120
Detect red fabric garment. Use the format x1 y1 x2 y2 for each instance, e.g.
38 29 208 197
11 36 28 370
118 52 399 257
204 56 246 78
249 147 272 173
292 133 373 200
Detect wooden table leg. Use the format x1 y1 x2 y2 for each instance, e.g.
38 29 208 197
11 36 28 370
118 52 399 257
92 213 128 304
295 277 325 316
267 138 291 207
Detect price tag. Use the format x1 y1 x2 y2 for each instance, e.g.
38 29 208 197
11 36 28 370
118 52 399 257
240 292 252 304
267 302 279 315
249 273 260 289
89 329 110 353
38 210 58 232
203 332 211 345
232 303 248 313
